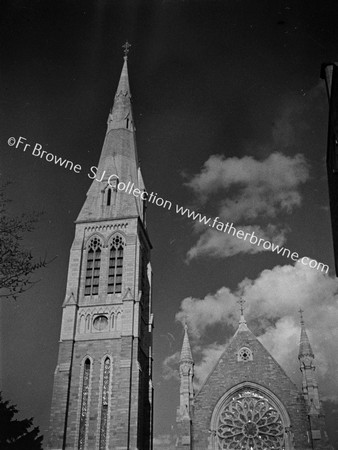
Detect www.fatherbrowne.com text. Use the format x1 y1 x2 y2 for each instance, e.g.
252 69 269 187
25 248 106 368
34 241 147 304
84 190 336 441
7 136 329 274
90 168 329 274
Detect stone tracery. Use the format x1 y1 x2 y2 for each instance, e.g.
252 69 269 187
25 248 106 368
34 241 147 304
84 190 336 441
216 388 284 450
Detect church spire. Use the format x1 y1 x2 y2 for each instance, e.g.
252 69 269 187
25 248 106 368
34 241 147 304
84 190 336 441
298 308 314 359
180 323 194 364
107 41 134 133
47 45 153 450
77 42 147 224
297 309 320 411
297 310 333 447
177 323 194 449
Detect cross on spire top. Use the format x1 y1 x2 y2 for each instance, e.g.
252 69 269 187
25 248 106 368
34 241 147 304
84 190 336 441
237 297 246 316
236 297 248 331
122 41 131 59
299 308 304 324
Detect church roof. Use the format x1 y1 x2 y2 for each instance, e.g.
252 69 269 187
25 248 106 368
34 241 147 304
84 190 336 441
195 313 299 398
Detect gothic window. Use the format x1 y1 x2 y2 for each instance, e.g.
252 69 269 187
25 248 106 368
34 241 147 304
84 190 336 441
85 237 102 296
238 347 253 362
78 359 91 450
99 357 111 450
108 235 125 294
107 188 112 206
216 389 284 449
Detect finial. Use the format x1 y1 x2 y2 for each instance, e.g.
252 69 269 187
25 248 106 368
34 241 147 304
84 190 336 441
236 297 248 331
299 308 304 325
122 41 131 60
237 297 246 316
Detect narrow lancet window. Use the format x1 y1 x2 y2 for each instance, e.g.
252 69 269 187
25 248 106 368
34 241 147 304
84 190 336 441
99 357 111 449
85 237 102 295
78 359 91 450
108 235 125 294
107 188 112 206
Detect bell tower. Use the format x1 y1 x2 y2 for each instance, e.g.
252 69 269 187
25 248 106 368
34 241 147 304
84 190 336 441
47 43 154 450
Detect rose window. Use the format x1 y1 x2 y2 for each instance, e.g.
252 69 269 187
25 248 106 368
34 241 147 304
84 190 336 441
238 347 253 362
216 389 285 449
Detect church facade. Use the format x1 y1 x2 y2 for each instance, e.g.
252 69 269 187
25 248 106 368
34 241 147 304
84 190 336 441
46 47 333 450
176 309 333 450
47 48 153 450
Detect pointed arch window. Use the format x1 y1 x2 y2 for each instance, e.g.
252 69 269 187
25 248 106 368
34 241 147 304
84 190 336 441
108 235 125 294
99 357 111 449
85 237 102 296
107 188 112 206
78 359 91 450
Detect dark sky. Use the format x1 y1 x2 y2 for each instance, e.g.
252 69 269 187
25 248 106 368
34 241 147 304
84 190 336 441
1 0 338 448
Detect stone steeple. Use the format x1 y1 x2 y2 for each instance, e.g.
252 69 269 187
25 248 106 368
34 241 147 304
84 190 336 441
298 309 320 410
180 323 194 363
77 45 146 223
298 310 333 449
176 324 194 449
298 309 314 359
106 55 134 133
47 45 153 450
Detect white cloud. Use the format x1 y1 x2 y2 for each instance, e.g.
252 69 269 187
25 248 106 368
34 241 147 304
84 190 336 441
162 351 180 381
184 152 309 259
186 152 309 208
186 224 287 261
175 262 338 401
192 343 226 389
175 286 237 337
218 186 302 222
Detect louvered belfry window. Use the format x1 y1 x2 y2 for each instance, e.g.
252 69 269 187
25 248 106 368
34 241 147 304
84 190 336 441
108 235 125 294
85 237 102 295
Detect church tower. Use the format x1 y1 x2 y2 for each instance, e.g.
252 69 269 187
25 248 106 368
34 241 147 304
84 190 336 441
47 44 154 450
176 302 333 449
